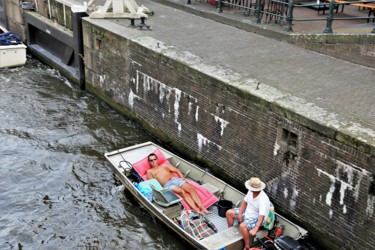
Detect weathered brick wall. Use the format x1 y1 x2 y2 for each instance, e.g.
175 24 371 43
5 0 26 39
82 21 375 249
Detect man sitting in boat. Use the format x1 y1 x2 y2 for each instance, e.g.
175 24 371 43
146 153 210 214
225 177 271 250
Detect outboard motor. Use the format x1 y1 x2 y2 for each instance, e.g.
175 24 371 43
274 236 305 250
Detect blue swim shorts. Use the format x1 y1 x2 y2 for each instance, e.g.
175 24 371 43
234 208 265 231
164 177 186 190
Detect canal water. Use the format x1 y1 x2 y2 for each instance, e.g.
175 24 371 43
0 58 186 249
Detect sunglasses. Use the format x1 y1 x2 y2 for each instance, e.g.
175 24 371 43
149 158 157 162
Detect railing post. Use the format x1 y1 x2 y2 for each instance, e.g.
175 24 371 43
217 0 223 13
323 0 335 33
285 0 294 32
255 0 261 23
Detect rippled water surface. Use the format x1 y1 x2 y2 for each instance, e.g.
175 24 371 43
0 58 186 249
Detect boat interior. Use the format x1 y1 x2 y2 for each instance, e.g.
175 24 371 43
105 142 307 249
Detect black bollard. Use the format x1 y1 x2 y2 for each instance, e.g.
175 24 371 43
130 19 135 27
137 17 151 30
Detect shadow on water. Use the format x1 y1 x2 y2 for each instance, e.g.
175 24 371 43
0 57 186 249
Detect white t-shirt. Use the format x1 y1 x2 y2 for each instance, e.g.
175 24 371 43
243 190 270 219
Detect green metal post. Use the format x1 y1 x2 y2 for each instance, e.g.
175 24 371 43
285 0 294 32
255 0 261 23
323 0 335 33
217 0 223 13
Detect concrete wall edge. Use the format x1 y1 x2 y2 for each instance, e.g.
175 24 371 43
126 33 375 155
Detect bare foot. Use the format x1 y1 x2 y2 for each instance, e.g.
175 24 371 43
192 209 201 215
201 208 211 214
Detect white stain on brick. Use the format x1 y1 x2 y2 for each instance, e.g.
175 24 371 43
290 188 298 210
139 72 173 111
274 141 280 156
165 89 172 111
197 133 208 153
366 195 374 217
137 71 185 136
336 161 369 202
174 89 181 121
317 168 335 206
195 106 199 122
143 74 152 92
128 89 137 108
339 180 351 213
284 188 288 199
316 160 371 215
131 60 141 67
197 133 222 153
174 89 182 136
213 115 229 136
136 71 139 93
316 168 336 206
99 75 106 86
188 96 197 116
159 83 166 103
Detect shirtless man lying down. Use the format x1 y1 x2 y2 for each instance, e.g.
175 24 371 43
146 153 209 214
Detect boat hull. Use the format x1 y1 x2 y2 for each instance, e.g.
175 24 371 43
105 146 205 248
105 142 308 249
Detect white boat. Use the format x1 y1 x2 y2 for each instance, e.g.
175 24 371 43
105 141 308 249
0 26 27 68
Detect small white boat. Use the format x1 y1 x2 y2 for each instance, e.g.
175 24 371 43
0 26 27 68
105 142 308 249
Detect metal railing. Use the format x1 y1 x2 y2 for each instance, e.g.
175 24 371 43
214 0 375 33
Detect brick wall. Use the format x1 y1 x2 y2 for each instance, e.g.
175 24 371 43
83 21 375 249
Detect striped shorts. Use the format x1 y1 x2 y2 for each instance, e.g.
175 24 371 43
234 208 264 231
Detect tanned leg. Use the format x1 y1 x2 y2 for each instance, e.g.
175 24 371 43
240 222 250 250
181 183 210 214
172 187 200 213
226 209 235 227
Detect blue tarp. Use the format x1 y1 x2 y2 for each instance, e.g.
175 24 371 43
0 31 22 46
